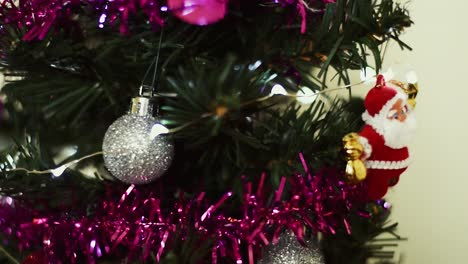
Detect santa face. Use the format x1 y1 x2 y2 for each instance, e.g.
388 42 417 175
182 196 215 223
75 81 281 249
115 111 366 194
387 99 408 122
381 99 417 149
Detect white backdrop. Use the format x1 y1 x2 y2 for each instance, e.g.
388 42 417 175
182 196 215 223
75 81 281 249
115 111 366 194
377 0 468 263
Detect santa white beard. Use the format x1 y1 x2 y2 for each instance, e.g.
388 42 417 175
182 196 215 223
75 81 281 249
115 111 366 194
381 111 417 149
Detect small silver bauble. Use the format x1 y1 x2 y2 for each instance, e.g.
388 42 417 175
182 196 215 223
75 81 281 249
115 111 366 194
102 97 174 184
258 232 324 264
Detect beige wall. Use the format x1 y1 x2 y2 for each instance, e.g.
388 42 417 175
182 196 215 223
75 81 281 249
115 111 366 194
376 0 468 263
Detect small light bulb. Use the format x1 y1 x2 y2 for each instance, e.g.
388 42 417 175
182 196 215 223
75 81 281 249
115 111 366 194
0 196 13 206
51 165 67 177
150 124 169 139
406 70 418 84
360 67 376 82
296 87 317 104
270 84 287 96
248 60 262 71
99 14 107 23
0 72 4 88
383 68 395 80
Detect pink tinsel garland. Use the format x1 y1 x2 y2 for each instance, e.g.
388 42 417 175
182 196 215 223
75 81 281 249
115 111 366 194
0 0 333 41
0 153 368 264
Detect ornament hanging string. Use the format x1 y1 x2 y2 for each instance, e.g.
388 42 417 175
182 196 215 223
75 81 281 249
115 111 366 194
139 26 165 97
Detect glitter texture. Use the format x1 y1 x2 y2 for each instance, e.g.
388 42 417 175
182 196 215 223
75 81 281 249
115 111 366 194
0 155 369 263
258 232 324 264
0 1 334 40
103 113 174 184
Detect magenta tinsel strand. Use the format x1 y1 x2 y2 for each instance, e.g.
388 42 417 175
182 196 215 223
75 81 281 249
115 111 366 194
0 154 367 263
0 0 164 40
297 1 307 34
0 0 333 40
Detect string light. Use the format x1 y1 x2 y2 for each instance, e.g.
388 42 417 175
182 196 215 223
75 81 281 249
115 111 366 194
384 68 395 80
149 124 170 139
296 87 318 104
406 70 418 84
163 77 371 134
4 152 103 177
3 77 373 176
248 60 262 71
270 84 288 96
360 68 400 85
360 67 376 83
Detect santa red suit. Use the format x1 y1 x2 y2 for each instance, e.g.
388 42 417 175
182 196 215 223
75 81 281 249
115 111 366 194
358 75 415 200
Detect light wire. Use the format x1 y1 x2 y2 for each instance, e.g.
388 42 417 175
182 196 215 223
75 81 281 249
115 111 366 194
166 77 370 133
5 77 373 176
4 151 103 176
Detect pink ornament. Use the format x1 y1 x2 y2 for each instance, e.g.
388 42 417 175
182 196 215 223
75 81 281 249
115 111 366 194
167 0 227 26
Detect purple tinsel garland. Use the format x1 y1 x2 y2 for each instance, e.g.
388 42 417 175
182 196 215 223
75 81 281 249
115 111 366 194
0 0 334 41
0 153 369 264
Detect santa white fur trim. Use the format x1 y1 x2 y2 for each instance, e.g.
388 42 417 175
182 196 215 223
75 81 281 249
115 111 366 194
365 157 411 170
358 136 372 160
361 92 408 136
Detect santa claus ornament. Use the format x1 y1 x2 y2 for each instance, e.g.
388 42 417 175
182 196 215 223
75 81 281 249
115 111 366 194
343 74 417 200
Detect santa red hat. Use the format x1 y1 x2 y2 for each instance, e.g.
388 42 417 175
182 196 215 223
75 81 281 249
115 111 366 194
363 75 407 118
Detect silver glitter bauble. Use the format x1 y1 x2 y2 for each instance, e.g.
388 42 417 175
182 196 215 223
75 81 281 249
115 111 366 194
258 232 324 264
103 113 174 184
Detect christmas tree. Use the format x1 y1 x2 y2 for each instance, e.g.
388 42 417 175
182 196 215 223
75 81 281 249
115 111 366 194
0 0 414 263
